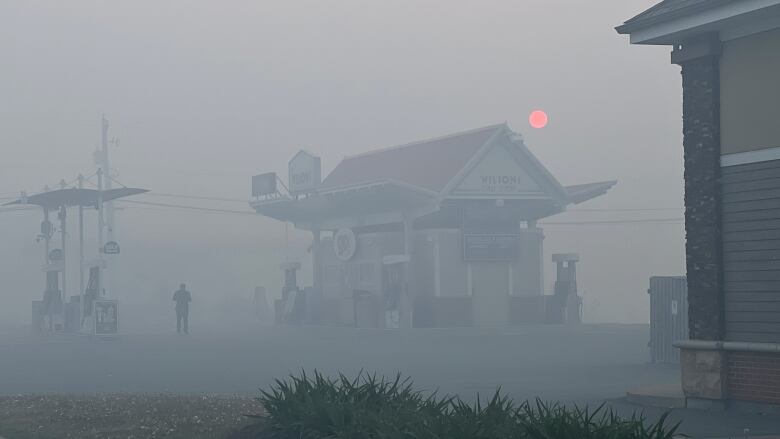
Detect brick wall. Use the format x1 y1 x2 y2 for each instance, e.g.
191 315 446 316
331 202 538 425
727 351 780 404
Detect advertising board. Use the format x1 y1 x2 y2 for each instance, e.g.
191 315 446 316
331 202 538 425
94 299 119 335
252 172 278 197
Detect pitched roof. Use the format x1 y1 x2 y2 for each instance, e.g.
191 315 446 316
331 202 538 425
320 124 504 193
617 0 732 33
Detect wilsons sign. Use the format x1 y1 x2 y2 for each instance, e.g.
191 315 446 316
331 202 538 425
288 150 321 195
452 145 541 196
474 175 536 195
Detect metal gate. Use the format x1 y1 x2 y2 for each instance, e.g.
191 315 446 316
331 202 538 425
648 276 688 363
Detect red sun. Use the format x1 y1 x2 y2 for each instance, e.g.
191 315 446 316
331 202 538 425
529 110 548 129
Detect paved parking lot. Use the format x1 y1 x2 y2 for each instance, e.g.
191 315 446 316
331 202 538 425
1 324 779 437
0 324 669 400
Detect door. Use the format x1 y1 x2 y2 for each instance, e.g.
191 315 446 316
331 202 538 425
471 262 509 326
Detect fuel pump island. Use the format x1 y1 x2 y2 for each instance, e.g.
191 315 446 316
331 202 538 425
5 178 147 335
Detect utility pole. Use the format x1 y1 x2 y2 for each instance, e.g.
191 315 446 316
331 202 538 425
99 115 115 243
43 207 50 272
97 168 104 299
59 179 67 323
42 186 51 274
97 115 119 299
78 174 85 324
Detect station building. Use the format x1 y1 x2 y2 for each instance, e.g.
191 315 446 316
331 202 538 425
618 0 780 410
251 123 615 328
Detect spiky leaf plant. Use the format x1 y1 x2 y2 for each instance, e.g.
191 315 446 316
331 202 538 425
253 371 679 439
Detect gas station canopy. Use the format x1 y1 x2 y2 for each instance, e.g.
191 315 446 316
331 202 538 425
4 188 149 209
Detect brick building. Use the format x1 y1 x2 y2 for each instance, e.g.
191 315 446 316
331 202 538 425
618 0 780 410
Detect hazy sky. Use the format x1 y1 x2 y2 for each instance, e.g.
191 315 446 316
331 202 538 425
0 0 683 325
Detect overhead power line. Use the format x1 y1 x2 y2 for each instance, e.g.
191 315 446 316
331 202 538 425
118 205 259 219
0 206 38 214
138 192 247 203
5 184 685 226
542 218 683 226
118 199 256 215
569 207 682 212
1 201 687 226
119 200 683 226
139 191 682 213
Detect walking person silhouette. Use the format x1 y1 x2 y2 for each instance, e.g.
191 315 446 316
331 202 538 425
173 283 192 334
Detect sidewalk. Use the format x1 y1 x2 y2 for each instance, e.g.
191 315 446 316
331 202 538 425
626 383 686 408
710 437 780 439
607 398 780 438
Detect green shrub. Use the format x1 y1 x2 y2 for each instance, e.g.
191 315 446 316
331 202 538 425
252 371 679 439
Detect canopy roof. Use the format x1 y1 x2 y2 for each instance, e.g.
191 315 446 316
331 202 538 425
251 181 434 226
4 188 149 209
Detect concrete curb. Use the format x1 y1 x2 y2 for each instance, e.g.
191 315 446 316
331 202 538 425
625 384 686 409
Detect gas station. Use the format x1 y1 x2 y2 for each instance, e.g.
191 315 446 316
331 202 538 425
251 123 616 328
5 180 147 335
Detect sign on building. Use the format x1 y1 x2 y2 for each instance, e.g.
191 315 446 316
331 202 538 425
463 234 520 260
334 228 357 261
252 172 278 197
48 248 63 261
103 241 120 255
288 150 321 195
452 144 541 197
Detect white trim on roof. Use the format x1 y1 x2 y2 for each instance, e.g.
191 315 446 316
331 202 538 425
506 132 568 200
439 125 568 203
721 146 780 167
439 124 507 198
628 0 780 44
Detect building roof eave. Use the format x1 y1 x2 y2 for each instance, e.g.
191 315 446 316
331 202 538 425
616 0 732 35
565 180 618 205
617 0 780 45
